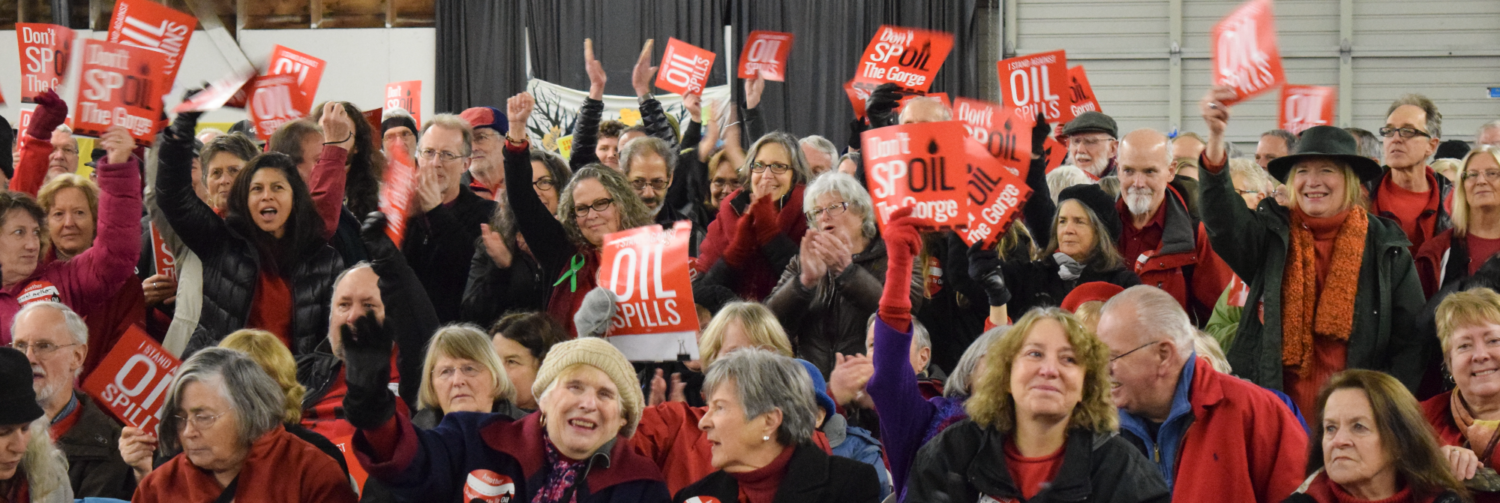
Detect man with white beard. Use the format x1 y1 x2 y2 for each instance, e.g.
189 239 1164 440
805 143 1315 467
1059 111 1119 180
1115 129 1205 311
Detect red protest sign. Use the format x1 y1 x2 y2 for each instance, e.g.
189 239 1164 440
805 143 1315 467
953 98 1032 164
384 80 422 126
107 0 194 88
247 74 312 141
1042 135 1068 174
149 222 175 278
379 140 418 246
267 45 326 102
844 79 868 119
655 38 716 96
17 24 74 103
998 50 1072 125
1279 85 1337 135
73 40 170 146
81 326 181 433
963 138 1033 247
862 121 970 230
738 31 793 82
1066 66 1102 118
329 436 371 495
1211 0 1285 104
598 221 701 361
18 109 32 132
854 25 954 93
174 69 255 113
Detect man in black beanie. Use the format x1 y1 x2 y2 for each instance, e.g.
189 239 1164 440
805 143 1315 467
381 107 419 160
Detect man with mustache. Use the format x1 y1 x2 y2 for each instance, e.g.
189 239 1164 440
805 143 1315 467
1115 129 1204 310
1095 286 1308 503
1059 111 1119 180
1367 94 1451 253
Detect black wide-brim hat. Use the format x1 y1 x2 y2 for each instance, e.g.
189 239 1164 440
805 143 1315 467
0 347 45 425
1266 125 1383 184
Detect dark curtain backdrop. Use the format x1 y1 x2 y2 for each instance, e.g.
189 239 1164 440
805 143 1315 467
527 0 730 97
435 0 528 113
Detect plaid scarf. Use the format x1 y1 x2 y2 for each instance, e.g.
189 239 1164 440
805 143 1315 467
1281 208 1367 376
532 433 585 503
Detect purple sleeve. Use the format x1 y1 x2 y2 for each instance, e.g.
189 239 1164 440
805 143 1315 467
868 317 938 498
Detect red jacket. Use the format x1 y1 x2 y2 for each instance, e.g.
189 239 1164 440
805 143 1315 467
1123 187 1201 311
1422 391 1500 503
1166 357 1309 503
632 401 833 495
694 187 808 301
1415 228 1458 298
134 424 357 503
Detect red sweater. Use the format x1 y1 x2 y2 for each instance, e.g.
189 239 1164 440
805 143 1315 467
730 443 795 503
134 425 357 503
632 401 833 495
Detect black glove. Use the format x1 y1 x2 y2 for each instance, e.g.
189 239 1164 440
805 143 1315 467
866 83 903 128
1030 113 1051 161
847 117 869 150
966 241 1011 307
168 88 206 142
341 312 395 429
359 211 399 260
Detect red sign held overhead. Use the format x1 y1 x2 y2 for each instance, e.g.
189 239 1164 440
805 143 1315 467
598 221 701 361
384 80 422 126
379 139 418 246
246 74 312 141
862 121 970 230
738 31 793 82
16 24 74 103
1042 135 1068 175
655 38 716 96
81 327 181 434
854 25 954 94
1211 0 1285 104
267 45 326 102
963 139 1033 247
998 50 1072 125
1066 66 1102 118
106 0 194 89
72 40 170 146
1279 85 1337 135
174 69 255 114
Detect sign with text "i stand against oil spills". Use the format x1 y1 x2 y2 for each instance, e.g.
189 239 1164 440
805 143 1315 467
863 121 970 231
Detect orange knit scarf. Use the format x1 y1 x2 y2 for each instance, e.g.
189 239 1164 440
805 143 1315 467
1282 208 1368 376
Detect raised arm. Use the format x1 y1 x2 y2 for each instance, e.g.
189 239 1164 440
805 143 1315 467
1199 86 1277 279
504 92 577 276
310 102 356 240
10 91 68 196
570 39 607 170
1020 116 1056 237
58 126 142 316
156 110 232 258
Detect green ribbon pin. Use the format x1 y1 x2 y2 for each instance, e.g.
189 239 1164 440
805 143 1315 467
553 254 586 292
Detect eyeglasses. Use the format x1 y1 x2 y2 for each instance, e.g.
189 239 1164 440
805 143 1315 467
8 341 78 356
533 178 556 191
173 411 225 432
750 162 792 174
572 198 614 218
433 364 485 382
1110 341 1159 364
1235 189 1262 196
54 147 79 156
711 179 742 189
631 178 670 191
1463 170 1500 183
805 202 850 222
418 149 467 164
1379 126 1431 140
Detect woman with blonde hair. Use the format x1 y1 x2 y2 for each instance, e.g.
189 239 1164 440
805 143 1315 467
696 302 795 369
907 308 1169 502
1422 287 1500 501
412 324 522 429
1417 147 1500 297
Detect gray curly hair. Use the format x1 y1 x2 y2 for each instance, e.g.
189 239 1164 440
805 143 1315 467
556 165 653 248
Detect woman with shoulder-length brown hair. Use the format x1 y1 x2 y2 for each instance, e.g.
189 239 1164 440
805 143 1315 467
1287 369 1467 503
906 307 1169 502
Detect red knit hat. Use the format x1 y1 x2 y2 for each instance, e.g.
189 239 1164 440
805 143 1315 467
1061 282 1125 312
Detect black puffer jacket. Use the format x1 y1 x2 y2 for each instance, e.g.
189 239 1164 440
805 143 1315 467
156 119 343 358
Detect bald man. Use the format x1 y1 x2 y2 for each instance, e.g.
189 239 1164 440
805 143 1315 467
1115 129 1205 309
899 97 951 125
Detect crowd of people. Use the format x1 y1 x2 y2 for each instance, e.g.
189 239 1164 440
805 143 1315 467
1 34 1499 503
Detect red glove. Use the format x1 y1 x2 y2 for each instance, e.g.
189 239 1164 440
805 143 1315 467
723 210 760 267
747 194 780 244
880 207 923 332
27 90 69 140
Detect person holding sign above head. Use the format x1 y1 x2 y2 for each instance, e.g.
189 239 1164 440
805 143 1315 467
10 91 77 197
156 104 345 359
1198 85 1428 417
502 91 655 337
767 172 924 378
1114 128 1204 311
133 348 358 503
695 132 813 302
0 346 73 502
10 302 134 499
0 124 141 346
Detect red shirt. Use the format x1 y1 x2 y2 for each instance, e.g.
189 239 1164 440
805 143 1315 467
246 272 294 348
1372 170 1441 252
1470 234 1500 275
1118 198 1167 264
1284 210 1352 417
302 369 354 442
1003 441 1066 500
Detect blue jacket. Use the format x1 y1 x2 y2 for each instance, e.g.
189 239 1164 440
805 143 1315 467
827 414 892 500
1118 354 1198 492
356 410 670 503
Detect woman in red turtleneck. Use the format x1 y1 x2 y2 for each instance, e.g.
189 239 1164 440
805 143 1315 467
671 349 878 503
1198 86 1427 416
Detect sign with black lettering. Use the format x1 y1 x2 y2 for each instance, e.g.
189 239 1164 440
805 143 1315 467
16 24 74 103
72 40 169 146
853 25 953 94
862 121 970 231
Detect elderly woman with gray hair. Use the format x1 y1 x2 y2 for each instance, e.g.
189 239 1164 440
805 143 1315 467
132 348 356 502
766 172 924 377
672 349 879 503
695 132 814 302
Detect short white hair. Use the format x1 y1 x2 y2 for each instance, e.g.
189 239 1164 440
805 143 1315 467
1478 120 1500 145
1227 158 1276 194
899 96 953 123
1046 165 1094 203
1100 286 1196 360
798 136 839 163
12 302 87 346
